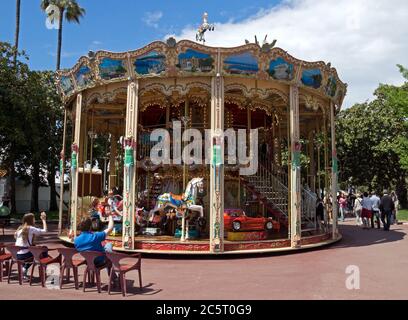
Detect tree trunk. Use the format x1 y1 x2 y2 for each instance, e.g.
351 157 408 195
13 0 21 65
31 162 40 213
56 8 64 70
48 167 58 211
396 174 407 209
8 157 17 215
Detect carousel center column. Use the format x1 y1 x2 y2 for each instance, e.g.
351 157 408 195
330 101 339 240
70 93 83 239
289 85 302 248
209 56 225 253
122 80 139 250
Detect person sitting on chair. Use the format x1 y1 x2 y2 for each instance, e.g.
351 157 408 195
74 211 115 272
14 212 48 280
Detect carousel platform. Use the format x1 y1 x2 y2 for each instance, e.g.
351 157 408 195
58 232 341 255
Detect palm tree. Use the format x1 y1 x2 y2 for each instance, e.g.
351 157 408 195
13 0 21 65
40 0 85 70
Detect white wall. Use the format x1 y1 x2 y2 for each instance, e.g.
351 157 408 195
14 180 70 213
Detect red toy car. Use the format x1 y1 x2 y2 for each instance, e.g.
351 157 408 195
224 209 280 232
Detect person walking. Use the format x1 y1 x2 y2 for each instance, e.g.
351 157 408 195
380 190 395 231
316 198 325 232
391 191 399 225
353 194 363 226
338 193 347 222
361 192 373 229
370 192 381 229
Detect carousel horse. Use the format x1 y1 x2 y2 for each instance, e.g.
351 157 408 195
196 12 215 44
149 177 205 241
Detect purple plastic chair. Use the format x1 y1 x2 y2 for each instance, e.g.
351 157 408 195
106 252 142 297
6 245 33 285
0 244 11 282
79 251 111 293
28 246 61 287
57 248 86 290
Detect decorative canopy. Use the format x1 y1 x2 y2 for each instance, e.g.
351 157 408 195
56 38 347 108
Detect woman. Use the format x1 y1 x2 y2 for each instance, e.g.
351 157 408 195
353 194 363 226
391 192 399 225
14 212 47 280
338 193 347 222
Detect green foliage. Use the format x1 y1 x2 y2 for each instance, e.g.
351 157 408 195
0 42 64 210
337 65 408 206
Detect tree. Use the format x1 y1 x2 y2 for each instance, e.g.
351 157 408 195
337 66 408 207
40 0 85 70
0 42 30 214
13 0 21 65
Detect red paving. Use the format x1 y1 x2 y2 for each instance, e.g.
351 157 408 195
1 220 407 300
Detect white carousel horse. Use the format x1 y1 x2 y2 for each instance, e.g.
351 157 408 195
149 177 205 241
196 12 215 44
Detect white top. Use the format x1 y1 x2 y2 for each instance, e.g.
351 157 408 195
354 198 362 211
15 226 47 254
370 195 381 211
361 197 373 211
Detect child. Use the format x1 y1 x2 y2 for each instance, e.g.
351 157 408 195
14 212 47 280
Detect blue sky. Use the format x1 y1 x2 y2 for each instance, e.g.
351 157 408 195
0 0 280 71
1 0 407 108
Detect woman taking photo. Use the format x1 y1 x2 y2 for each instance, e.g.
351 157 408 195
14 212 48 280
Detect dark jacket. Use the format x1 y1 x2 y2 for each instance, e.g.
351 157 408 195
380 195 395 212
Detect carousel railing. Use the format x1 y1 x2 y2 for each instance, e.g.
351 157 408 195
245 154 317 230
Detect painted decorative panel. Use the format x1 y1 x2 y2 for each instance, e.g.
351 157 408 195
177 49 214 73
301 69 322 89
134 51 166 75
60 76 74 95
75 65 92 88
269 57 294 81
223 52 259 75
325 76 337 97
99 58 127 80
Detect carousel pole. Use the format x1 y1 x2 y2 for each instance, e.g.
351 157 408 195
323 110 330 221
289 85 301 248
58 108 67 235
209 50 225 253
89 111 95 196
70 93 83 239
81 113 88 215
122 80 139 251
330 101 339 240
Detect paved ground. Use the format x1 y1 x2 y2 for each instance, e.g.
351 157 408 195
1 220 407 300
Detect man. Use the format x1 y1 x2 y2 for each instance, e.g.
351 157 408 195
370 192 381 229
361 192 373 229
380 190 395 231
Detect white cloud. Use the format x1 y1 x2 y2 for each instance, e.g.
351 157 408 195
167 0 408 108
143 11 163 29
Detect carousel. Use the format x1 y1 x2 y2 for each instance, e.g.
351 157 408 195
56 18 347 255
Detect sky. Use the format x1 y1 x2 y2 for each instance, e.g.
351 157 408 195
0 0 407 108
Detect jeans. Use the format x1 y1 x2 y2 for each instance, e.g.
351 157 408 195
371 210 381 228
381 210 393 231
17 250 47 272
94 243 113 267
339 207 345 221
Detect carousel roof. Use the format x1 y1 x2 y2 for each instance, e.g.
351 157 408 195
56 38 347 108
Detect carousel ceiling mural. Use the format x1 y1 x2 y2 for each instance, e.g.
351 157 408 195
56 39 347 108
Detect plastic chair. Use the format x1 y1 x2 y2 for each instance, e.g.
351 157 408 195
6 245 33 285
106 252 142 297
79 251 111 293
0 244 11 282
57 248 86 290
28 246 62 287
